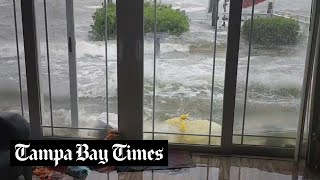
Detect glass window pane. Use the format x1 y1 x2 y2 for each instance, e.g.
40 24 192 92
143 0 229 145
74 1 117 133
234 0 312 146
35 0 118 138
0 0 28 121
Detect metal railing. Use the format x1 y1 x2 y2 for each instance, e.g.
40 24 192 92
240 0 256 145
273 10 310 24
12 0 24 117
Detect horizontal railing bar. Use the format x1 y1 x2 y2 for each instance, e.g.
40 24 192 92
143 131 221 137
38 138 296 158
273 10 310 18
43 136 294 151
232 143 295 150
42 136 97 140
233 134 296 140
170 142 220 147
42 126 106 131
41 127 296 139
144 131 296 139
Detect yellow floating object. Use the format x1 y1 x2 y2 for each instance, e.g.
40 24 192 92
165 117 182 126
144 115 222 145
179 114 189 120
164 116 222 145
179 121 187 132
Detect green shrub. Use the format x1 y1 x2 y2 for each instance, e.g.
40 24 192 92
90 3 116 40
90 2 190 40
242 16 301 46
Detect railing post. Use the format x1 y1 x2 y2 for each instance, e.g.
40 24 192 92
13 0 24 117
65 0 79 128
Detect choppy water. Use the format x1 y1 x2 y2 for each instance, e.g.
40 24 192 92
0 0 312 139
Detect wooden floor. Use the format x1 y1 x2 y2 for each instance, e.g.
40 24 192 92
33 154 320 180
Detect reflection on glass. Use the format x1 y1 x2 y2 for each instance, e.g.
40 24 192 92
143 167 219 180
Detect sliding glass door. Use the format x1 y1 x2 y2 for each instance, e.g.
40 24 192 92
18 0 316 158
233 0 313 149
141 0 315 156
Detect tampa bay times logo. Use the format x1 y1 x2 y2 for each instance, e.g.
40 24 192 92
11 140 168 166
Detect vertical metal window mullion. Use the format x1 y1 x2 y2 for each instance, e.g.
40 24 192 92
305 16 320 167
13 0 24 117
20 0 43 139
208 0 219 146
104 0 109 131
117 0 144 140
241 0 256 145
43 0 54 136
221 0 243 153
295 0 320 161
65 0 79 128
152 0 157 140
